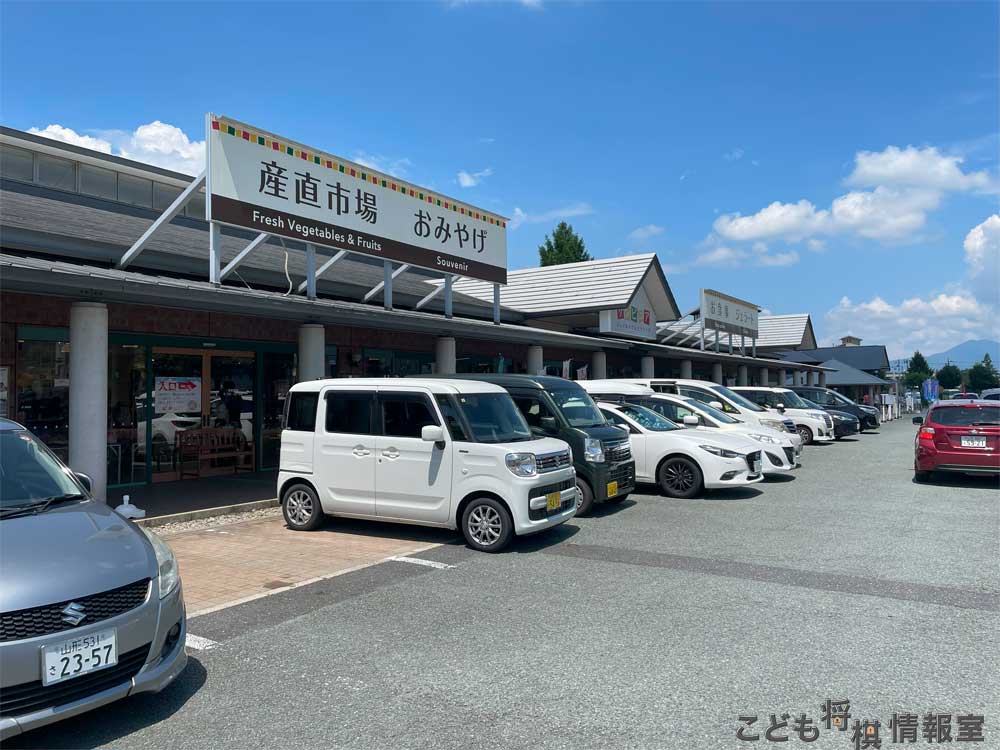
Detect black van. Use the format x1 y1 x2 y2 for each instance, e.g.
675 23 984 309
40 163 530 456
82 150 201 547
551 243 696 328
437 375 635 515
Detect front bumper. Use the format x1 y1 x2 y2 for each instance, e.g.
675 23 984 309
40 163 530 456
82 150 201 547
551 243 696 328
0 583 187 741
834 421 860 438
510 467 577 536
703 453 765 489
583 460 636 503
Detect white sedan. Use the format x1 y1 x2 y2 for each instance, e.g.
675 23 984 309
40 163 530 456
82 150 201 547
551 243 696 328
597 401 764 498
634 393 802 475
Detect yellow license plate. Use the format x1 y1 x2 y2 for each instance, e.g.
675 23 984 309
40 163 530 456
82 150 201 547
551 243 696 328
606 480 618 497
546 491 561 510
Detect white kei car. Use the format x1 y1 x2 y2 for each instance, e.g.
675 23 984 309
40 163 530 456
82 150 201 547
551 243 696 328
596 401 764 498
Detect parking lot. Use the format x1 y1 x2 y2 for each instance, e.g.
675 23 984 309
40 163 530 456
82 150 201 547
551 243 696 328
13 416 998 749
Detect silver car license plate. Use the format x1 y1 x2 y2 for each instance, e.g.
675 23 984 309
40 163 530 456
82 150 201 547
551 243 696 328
960 436 987 448
43 627 117 685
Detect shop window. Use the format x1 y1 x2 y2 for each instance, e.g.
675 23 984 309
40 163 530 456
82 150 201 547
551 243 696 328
79 164 118 200
153 182 182 211
118 173 153 208
108 344 147 486
261 352 294 469
37 154 76 191
1 145 34 182
15 340 71 462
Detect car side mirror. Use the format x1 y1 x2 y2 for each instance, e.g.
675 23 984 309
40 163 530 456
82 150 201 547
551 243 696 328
709 401 724 410
912 416 923 425
74 472 93 493
421 425 445 443
682 415 699 427
539 416 558 434
775 403 785 412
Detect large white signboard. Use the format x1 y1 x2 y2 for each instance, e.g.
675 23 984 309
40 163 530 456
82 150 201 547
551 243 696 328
700 289 758 337
599 286 657 340
207 114 508 284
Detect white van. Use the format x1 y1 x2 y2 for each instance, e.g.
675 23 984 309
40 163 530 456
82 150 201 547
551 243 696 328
277 378 577 552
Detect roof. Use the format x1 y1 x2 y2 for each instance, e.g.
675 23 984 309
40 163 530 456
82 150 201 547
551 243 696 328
445 253 680 320
578 381 655 396
0 418 25 431
818 359 891 386
781 345 890 372
756 315 817 349
290 378 503 395
425 374 588 391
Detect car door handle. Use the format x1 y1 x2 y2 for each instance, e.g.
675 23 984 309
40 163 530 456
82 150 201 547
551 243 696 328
381 448 399 459
352 445 371 457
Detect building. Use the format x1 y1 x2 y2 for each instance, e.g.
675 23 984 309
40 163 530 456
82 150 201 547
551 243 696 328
0 125 830 503
779 340 892 401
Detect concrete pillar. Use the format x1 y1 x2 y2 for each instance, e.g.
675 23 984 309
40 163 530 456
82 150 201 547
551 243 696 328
711 362 724 384
759 366 770 387
809 371 818 386
435 337 456 375
737 364 749 386
590 350 607 380
69 302 108 501
819 371 827 387
527 345 544 376
777 368 786 387
640 355 655 379
680 360 693 379
297 324 325 382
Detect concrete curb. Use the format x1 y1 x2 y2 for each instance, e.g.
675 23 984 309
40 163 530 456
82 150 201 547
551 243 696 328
135 498 279 528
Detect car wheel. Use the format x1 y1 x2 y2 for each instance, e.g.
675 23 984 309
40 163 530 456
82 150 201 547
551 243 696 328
282 483 324 531
658 457 704 499
461 497 513 553
574 478 595 516
796 424 814 445
914 470 932 483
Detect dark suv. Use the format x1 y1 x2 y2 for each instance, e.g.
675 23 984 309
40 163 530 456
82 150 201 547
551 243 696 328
790 386 880 431
434 375 635 515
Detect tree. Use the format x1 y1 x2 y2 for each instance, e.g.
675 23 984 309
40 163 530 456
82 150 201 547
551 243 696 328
902 350 932 390
538 222 591 266
966 354 1000 392
936 363 962 389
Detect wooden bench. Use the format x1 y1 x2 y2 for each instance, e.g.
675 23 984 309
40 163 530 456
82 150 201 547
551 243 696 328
176 427 253 479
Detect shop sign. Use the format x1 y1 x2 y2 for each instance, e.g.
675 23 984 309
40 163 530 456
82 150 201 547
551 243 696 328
155 377 202 414
207 114 508 284
599 286 657 340
700 288 758 338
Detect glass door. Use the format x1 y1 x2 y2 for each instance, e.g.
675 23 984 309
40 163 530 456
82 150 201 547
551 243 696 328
150 351 204 482
260 352 294 469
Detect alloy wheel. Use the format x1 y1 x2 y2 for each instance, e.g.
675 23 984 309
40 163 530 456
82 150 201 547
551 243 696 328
664 461 695 492
285 489 314 526
468 505 502 546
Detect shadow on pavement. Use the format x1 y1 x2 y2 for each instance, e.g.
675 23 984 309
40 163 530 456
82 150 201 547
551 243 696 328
311 516 459 545
700 486 764 501
763 473 797 483
913 474 1000 491
509 522 581 553
836 437 859 443
7 657 207 749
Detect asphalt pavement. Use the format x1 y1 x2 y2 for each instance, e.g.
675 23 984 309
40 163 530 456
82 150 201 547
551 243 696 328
13 417 999 749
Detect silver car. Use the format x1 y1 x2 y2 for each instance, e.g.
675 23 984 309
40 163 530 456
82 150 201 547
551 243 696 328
0 419 187 740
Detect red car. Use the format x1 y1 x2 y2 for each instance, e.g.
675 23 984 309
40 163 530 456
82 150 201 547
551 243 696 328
913 400 1000 482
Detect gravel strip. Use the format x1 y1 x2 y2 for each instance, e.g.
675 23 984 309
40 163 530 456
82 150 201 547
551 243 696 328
152 506 283 537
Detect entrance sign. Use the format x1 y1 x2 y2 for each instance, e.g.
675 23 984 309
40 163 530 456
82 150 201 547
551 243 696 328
700 289 758 337
155 377 202 414
207 114 508 284
599 286 657 340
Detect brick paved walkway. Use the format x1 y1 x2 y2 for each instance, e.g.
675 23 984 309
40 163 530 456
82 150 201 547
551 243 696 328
166 516 448 615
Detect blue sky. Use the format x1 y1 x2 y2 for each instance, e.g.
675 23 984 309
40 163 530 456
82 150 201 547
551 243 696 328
1 1 997 358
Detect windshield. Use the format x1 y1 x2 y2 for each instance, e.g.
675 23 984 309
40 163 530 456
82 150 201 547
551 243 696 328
683 398 739 424
799 397 822 410
1 430 86 509
453 394 534 443
709 385 765 412
550 389 606 428
931 405 1000 426
829 390 856 406
775 390 811 409
618 404 680 431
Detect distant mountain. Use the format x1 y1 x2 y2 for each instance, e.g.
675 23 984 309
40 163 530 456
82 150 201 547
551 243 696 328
925 340 999 369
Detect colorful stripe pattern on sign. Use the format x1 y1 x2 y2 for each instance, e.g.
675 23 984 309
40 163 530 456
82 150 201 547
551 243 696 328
211 119 507 228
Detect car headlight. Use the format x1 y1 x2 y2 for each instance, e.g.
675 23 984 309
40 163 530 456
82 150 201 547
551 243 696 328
141 527 179 599
699 444 742 458
583 438 605 463
760 419 786 431
747 432 778 444
832 413 848 422
808 412 826 421
860 405 877 414
505 452 537 477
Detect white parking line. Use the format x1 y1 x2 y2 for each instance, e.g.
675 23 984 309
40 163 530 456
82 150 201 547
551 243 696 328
387 555 454 570
185 634 219 651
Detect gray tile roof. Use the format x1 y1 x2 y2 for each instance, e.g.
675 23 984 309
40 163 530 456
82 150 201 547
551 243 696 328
782 345 890 372
819 359 891 386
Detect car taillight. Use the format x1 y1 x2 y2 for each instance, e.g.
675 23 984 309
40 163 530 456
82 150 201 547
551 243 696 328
918 427 936 439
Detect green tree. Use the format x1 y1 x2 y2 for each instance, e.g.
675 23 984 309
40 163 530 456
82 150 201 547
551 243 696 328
902 350 933 390
966 354 1000 392
936 363 962 389
538 222 592 266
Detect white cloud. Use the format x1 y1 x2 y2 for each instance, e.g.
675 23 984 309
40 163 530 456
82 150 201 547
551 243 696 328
29 121 205 175
847 145 993 192
756 250 800 267
456 167 493 188
627 223 665 243
352 152 413 179
806 238 826 253
695 246 749 267
695 242 800 269
723 148 744 162
829 186 941 240
508 202 594 230
713 199 830 242
963 214 1000 300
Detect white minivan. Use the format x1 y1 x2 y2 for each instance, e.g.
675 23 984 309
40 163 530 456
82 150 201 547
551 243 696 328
277 378 577 552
